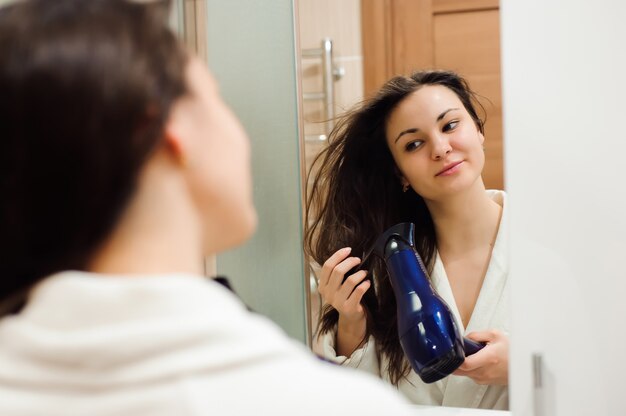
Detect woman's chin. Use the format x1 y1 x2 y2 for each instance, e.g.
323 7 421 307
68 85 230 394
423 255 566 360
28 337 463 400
242 207 258 240
207 206 257 255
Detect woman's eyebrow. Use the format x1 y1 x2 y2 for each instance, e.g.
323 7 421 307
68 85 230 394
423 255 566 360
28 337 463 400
395 128 418 143
394 108 461 143
437 107 460 121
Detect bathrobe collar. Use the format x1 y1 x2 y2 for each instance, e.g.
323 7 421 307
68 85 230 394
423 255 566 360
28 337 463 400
430 190 509 408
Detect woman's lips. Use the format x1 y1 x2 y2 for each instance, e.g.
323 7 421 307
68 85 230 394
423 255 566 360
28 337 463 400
436 161 463 176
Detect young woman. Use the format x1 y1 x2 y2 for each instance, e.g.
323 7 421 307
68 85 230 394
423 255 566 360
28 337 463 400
305 71 510 409
0 1 412 414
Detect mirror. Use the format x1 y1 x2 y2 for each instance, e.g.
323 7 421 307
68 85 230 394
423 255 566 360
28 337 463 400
191 1 624 413
297 0 508 410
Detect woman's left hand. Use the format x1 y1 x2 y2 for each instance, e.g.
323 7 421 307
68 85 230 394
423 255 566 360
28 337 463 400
453 329 509 385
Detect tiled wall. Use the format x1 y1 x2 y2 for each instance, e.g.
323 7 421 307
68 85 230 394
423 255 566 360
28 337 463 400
298 0 364 174
297 0 364 337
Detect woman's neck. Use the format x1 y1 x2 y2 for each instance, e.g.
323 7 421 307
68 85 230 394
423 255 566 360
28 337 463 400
89 151 206 277
426 183 502 256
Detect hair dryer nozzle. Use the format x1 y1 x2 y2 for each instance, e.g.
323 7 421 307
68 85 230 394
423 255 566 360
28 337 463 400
372 222 415 260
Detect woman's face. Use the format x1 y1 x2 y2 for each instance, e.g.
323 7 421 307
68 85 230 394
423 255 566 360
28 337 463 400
385 85 485 201
172 58 257 253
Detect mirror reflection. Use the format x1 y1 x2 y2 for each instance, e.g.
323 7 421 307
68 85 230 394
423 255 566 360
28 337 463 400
298 0 508 410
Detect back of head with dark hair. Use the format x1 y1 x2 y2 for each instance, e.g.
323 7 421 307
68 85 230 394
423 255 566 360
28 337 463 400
0 0 188 307
304 69 486 384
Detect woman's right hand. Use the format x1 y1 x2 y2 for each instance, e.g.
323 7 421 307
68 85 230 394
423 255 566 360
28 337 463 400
318 247 371 356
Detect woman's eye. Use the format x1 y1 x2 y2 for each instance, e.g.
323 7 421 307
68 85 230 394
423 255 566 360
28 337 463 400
405 140 424 151
443 120 459 132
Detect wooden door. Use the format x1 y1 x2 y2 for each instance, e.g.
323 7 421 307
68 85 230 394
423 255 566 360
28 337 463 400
362 0 504 190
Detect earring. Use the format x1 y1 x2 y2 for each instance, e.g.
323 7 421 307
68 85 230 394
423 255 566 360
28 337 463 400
402 183 409 193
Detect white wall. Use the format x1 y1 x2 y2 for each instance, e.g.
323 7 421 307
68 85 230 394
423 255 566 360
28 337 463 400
501 1 626 415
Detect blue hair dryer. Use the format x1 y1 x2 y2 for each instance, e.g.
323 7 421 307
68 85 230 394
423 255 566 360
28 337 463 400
372 222 484 383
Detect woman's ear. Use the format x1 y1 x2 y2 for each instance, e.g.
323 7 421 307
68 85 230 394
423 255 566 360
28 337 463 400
163 124 188 168
163 95 197 168
393 165 410 191
400 177 410 192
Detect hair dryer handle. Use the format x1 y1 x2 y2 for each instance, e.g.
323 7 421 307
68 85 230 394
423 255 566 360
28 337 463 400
463 337 486 356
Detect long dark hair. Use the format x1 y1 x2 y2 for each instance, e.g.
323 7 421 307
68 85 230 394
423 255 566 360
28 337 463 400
0 0 187 311
304 70 485 384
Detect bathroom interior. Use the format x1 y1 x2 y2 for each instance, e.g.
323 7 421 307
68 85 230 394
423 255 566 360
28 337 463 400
174 1 626 415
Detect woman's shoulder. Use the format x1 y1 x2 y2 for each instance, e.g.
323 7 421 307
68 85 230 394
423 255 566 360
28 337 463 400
485 189 507 201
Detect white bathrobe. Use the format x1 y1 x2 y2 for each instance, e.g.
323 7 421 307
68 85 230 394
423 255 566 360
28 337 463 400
0 272 413 416
315 190 510 410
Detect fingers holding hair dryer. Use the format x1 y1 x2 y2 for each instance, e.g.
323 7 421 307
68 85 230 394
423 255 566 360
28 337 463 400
453 329 509 385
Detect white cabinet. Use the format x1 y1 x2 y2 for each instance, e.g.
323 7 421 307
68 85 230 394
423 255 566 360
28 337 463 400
501 1 626 415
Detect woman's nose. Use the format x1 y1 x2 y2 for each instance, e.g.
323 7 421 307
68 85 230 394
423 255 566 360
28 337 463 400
431 134 452 160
